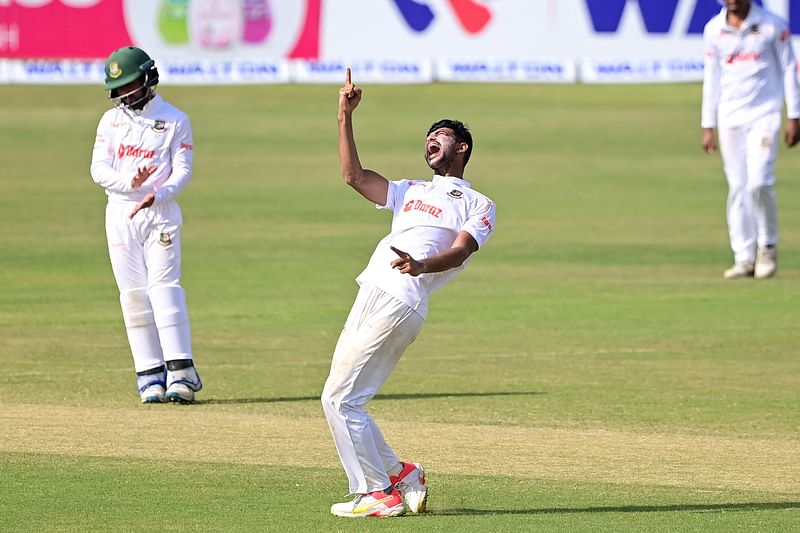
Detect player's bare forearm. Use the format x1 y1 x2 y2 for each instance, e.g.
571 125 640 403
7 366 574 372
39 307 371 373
423 246 472 273
338 113 363 183
390 246 471 276
391 233 479 276
336 67 388 204
338 114 388 204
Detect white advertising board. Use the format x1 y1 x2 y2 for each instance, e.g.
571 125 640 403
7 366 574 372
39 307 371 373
2 1 800 84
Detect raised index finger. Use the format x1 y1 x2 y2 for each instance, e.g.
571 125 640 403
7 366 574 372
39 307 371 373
345 67 351 86
390 246 408 258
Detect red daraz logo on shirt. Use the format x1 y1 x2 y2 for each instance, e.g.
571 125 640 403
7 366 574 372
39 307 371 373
403 199 442 218
726 51 761 64
118 144 157 159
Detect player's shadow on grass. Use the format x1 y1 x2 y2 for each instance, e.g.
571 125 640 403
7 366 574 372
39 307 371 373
429 501 800 516
198 391 544 405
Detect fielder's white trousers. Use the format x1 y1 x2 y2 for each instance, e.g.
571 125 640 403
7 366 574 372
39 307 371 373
321 283 424 494
718 112 780 264
105 200 193 373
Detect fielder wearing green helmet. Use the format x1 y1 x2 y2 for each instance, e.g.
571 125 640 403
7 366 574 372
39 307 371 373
105 46 158 90
104 46 160 110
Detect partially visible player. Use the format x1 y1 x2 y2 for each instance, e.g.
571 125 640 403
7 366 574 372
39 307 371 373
701 0 800 278
90 46 203 403
321 68 496 518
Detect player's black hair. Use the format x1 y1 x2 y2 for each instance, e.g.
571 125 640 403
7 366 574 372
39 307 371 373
427 119 473 166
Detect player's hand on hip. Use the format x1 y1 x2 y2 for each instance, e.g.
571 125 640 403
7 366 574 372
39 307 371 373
701 128 717 153
131 165 157 188
785 118 800 147
129 192 155 219
390 246 425 276
338 68 362 115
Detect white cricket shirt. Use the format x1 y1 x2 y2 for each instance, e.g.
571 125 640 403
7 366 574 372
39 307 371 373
701 4 800 129
90 94 193 205
356 175 496 320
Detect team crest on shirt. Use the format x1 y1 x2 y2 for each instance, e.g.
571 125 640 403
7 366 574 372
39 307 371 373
751 24 760 35
152 120 167 133
159 232 172 246
447 189 464 199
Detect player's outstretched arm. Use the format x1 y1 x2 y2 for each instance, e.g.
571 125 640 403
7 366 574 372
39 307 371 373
338 67 388 205
390 232 479 276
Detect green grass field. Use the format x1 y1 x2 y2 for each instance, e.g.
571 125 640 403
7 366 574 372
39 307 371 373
1 82 798 532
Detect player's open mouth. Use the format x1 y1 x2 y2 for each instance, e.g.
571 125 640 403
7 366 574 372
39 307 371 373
427 143 440 155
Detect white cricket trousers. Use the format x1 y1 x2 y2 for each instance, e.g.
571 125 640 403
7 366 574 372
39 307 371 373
105 200 192 373
321 283 424 494
718 112 781 264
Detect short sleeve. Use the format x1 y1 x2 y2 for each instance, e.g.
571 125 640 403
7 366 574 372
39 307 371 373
462 198 496 249
381 179 413 211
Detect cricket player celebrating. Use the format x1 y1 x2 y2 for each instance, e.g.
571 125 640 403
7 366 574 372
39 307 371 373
322 69 496 518
701 0 800 279
90 46 202 403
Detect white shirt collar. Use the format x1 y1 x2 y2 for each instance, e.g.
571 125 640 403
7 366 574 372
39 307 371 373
141 93 162 114
432 174 472 188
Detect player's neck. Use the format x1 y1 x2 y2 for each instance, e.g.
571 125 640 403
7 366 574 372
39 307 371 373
727 15 745 28
430 161 464 179
726 7 749 29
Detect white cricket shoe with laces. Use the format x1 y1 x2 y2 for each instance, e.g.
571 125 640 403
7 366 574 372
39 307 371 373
165 382 196 403
754 246 777 279
137 368 166 403
392 461 427 513
330 488 405 518
723 261 754 279
139 383 165 404
165 364 202 403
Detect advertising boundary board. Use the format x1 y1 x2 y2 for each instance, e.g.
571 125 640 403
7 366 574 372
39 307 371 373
1 57 710 85
2 0 800 85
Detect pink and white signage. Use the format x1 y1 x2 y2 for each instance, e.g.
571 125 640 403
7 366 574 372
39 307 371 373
0 0 130 58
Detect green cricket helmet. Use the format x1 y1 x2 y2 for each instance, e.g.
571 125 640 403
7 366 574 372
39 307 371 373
104 46 159 92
